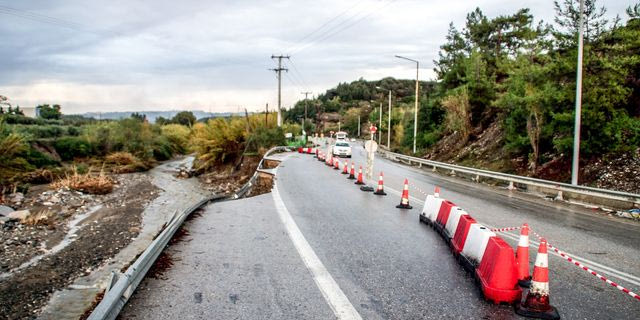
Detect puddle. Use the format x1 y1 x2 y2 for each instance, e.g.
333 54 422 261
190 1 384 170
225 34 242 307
0 205 103 279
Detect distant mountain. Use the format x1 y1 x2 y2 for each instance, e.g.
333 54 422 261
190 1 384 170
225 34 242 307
77 110 241 123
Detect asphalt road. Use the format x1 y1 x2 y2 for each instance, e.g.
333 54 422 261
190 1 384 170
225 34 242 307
121 146 640 319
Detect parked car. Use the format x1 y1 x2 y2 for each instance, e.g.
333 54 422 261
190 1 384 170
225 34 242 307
332 141 352 158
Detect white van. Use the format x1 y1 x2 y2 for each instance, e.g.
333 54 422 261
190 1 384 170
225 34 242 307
335 131 347 141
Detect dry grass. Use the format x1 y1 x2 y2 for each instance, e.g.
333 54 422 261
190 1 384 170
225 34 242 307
105 152 137 165
23 209 56 226
51 166 114 194
105 152 148 173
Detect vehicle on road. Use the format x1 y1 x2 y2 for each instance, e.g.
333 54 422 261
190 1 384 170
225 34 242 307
332 141 352 157
335 131 347 141
350 138 356 142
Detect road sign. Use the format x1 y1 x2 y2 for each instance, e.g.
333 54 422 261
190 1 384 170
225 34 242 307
370 125 377 134
364 140 378 153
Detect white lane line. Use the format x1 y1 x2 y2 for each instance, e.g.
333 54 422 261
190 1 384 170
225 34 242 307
379 183 640 289
272 181 362 320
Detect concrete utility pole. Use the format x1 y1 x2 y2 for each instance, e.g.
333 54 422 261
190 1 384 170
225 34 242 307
301 91 312 130
357 115 360 137
571 0 584 186
270 55 289 127
265 103 268 126
395 55 419 154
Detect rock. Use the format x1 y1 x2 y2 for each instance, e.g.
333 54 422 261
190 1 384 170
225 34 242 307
42 202 54 206
0 216 12 224
0 205 14 216
9 192 24 204
7 209 30 222
49 196 61 203
617 211 633 219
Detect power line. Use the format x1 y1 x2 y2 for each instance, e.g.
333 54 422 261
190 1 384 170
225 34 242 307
291 0 397 54
285 0 367 53
287 58 309 89
0 5 119 36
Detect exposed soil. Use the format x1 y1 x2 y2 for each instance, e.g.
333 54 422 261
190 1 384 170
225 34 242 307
0 176 159 320
423 119 640 194
198 156 261 196
247 173 275 197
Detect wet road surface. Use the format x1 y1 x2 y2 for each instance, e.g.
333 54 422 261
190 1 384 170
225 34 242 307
121 149 640 319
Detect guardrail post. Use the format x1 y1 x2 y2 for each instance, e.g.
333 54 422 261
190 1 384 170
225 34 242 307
555 190 564 201
418 163 422 168
475 174 480 183
450 169 456 177
432 166 437 172
508 181 516 191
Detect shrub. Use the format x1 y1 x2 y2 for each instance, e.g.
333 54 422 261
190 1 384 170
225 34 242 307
161 124 191 154
191 118 246 170
54 137 93 160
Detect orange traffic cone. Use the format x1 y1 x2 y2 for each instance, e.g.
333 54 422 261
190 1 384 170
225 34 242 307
515 238 560 320
342 161 349 174
373 172 386 195
315 148 319 158
334 159 340 170
516 223 531 287
355 166 365 185
348 163 356 180
434 186 441 198
396 179 412 209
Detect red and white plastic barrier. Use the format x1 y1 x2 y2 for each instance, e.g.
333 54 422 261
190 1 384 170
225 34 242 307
419 195 445 225
451 215 477 254
444 206 468 239
461 224 496 266
476 237 523 304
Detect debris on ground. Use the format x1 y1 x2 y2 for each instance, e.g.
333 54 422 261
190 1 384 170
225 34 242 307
0 173 160 319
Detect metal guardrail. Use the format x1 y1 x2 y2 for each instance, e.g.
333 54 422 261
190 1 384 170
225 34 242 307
87 196 215 320
88 146 292 320
233 146 292 199
377 149 640 208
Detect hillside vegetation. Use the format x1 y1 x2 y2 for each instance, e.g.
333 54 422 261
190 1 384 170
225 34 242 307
286 1 640 191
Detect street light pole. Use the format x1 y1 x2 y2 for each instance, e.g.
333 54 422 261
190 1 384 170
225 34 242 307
379 102 382 144
571 0 584 186
388 90 391 148
395 55 419 154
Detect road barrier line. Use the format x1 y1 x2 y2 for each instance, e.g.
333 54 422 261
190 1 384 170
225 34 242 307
529 230 640 302
491 226 522 232
272 181 362 320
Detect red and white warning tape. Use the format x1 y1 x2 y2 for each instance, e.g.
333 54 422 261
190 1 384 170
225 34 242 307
531 230 640 302
490 226 521 233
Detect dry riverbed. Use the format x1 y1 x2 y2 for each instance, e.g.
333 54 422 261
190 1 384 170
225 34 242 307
0 173 160 319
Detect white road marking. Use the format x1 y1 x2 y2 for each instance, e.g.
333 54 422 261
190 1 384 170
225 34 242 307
272 181 362 320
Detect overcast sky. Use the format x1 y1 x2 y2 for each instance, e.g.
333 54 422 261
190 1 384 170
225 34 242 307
0 0 633 114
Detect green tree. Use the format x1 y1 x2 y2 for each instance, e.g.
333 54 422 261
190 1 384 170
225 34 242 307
171 111 196 126
37 104 62 120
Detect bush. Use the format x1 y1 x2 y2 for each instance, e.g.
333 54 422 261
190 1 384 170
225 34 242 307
54 137 93 160
161 124 191 154
13 124 69 139
246 127 286 153
191 118 246 170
